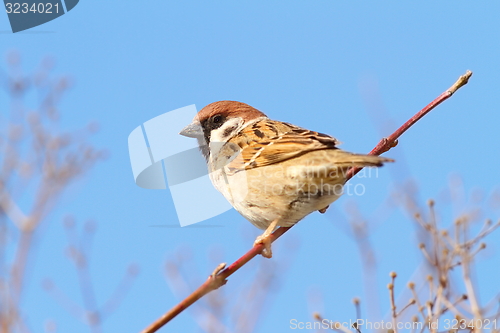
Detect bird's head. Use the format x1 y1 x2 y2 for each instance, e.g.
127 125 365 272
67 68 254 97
180 100 267 159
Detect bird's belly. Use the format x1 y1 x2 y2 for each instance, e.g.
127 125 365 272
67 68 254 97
236 189 339 230
212 161 347 230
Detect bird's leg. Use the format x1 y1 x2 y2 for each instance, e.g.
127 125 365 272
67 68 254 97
254 219 279 259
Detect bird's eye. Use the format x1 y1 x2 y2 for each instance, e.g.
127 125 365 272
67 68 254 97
213 115 222 123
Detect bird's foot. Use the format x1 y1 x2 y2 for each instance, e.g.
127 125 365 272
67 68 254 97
254 219 279 259
254 234 273 258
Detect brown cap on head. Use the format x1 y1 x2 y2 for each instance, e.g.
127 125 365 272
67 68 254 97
180 101 267 139
195 101 267 123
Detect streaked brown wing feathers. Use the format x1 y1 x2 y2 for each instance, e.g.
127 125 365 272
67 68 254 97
226 120 340 172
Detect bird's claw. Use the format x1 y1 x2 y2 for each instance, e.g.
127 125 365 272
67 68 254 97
254 235 273 258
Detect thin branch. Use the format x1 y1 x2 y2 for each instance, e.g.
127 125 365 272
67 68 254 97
346 70 472 180
314 313 353 333
408 282 427 321
100 264 139 319
388 272 398 332
141 70 473 333
0 192 30 230
440 295 468 319
397 298 416 317
466 219 500 248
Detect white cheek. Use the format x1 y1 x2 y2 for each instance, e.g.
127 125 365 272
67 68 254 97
208 118 244 169
210 118 244 144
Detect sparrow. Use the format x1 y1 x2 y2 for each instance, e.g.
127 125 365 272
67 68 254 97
180 101 392 258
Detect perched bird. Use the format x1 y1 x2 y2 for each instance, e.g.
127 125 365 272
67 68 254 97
180 101 392 258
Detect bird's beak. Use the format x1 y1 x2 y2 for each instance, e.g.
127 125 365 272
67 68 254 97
179 121 203 138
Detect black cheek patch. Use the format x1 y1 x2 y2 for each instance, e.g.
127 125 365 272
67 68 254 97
200 120 212 144
223 126 236 137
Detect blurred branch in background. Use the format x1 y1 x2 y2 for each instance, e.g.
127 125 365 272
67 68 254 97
0 51 135 332
315 183 500 333
42 217 139 333
311 73 499 333
142 71 473 333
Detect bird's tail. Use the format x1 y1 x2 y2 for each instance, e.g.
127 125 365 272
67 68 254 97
331 150 394 168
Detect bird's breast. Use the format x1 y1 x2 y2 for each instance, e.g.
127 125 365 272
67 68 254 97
209 151 349 229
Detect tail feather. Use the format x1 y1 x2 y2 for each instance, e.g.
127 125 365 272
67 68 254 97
332 151 394 168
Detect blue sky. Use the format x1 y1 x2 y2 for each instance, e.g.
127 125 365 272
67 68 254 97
2 2 499 332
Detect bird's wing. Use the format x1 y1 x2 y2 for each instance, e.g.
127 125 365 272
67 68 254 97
225 119 340 173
